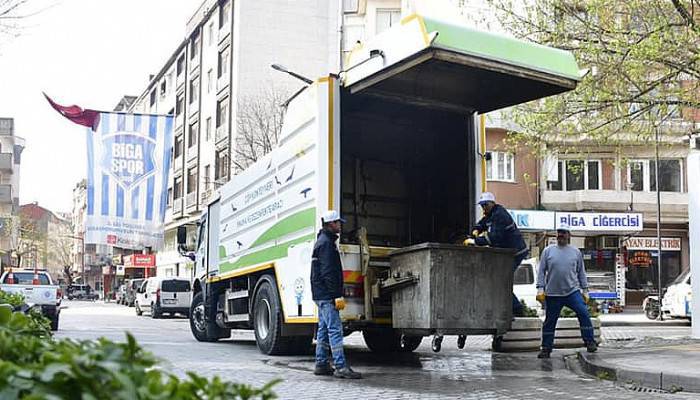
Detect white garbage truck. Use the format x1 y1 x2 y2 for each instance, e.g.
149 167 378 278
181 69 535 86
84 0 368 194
178 14 581 354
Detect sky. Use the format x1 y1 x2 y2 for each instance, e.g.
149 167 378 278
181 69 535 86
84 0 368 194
0 0 201 213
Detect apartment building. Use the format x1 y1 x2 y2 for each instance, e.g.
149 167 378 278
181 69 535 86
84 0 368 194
0 118 25 273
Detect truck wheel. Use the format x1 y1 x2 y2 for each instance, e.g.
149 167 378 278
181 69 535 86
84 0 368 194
363 329 422 353
50 314 59 331
189 291 228 342
253 276 299 355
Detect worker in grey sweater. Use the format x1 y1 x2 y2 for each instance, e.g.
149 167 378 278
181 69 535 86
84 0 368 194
536 223 597 359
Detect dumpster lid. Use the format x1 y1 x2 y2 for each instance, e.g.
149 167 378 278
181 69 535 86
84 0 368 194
343 15 581 113
389 242 516 257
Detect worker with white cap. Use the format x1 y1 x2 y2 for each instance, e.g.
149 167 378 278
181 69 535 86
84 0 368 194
310 210 361 379
467 192 530 316
536 222 596 359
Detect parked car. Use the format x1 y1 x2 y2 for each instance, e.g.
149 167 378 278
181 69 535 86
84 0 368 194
116 284 127 305
135 277 191 318
124 278 144 307
513 258 541 314
66 284 99 301
0 269 61 330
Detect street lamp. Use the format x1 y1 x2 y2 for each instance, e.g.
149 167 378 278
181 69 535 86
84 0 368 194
270 64 313 84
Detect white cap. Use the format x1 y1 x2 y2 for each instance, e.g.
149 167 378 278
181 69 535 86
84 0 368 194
557 222 571 232
321 210 346 224
477 192 496 205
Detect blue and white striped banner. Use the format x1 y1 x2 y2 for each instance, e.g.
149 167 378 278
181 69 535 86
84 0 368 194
85 112 173 249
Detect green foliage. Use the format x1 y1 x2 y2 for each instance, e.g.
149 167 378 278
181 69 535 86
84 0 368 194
0 296 278 399
0 290 26 308
519 300 539 317
560 299 600 318
488 0 699 151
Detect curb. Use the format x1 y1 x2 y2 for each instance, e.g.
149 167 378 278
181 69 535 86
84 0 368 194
600 320 690 327
577 351 699 393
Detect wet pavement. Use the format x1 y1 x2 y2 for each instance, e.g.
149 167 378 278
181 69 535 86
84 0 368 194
56 301 698 399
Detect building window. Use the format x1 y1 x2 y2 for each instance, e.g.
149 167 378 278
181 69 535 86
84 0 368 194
176 94 184 116
149 89 156 107
189 79 199 104
216 98 228 129
167 187 173 206
627 159 682 192
215 149 229 180
174 135 184 159
205 117 212 141
207 69 213 93
485 151 515 182
376 9 401 34
174 176 183 199
204 165 211 190
190 31 200 60
187 167 197 194
343 0 359 13
176 55 185 76
220 0 231 29
160 80 167 97
188 122 199 148
548 160 601 191
207 22 214 45
218 48 229 78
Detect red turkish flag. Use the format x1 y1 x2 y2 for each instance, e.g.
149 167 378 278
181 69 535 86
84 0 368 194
43 93 100 129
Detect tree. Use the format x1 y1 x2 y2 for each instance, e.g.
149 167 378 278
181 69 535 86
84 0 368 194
487 0 700 151
13 213 46 269
232 87 290 173
0 0 41 42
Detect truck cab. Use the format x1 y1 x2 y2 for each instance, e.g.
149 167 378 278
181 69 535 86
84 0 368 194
182 14 581 354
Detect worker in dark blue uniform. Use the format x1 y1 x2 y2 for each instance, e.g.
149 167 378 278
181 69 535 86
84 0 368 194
466 192 529 317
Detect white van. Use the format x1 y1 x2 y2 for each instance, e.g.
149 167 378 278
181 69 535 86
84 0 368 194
661 269 691 319
513 258 541 314
135 277 191 318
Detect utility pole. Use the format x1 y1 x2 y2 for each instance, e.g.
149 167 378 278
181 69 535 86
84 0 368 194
689 134 700 338
655 126 663 320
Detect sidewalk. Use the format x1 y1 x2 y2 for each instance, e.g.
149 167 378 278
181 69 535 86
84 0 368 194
598 312 691 327
578 339 700 394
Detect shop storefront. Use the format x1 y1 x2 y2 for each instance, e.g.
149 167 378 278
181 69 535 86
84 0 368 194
622 237 684 302
123 254 156 279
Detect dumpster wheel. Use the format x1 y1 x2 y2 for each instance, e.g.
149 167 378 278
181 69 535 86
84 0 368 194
457 335 467 349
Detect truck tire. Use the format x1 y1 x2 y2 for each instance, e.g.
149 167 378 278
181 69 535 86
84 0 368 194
362 328 422 353
252 276 301 355
190 291 229 342
50 314 59 331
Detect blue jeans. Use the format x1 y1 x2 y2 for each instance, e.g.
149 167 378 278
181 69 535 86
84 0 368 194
541 291 595 349
512 252 529 314
315 300 346 369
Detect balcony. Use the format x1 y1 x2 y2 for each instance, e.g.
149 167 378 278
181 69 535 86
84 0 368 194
186 144 198 162
200 188 212 205
176 72 185 91
173 155 183 172
215 125 228 143
541 190 688 223
186 191 198 210
172 197 183 215
218 21 231 43
217 74 229 93
175 113 184 129
0 185 11 204
0 153 12 171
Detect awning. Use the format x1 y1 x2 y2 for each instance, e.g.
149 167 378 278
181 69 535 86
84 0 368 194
343 15 581 113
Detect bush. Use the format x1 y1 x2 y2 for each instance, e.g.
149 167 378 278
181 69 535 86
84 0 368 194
0 300 278 399
560 299 599 318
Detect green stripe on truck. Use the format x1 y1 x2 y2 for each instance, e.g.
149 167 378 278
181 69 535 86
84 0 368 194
220 233 315 273
250 208 316 247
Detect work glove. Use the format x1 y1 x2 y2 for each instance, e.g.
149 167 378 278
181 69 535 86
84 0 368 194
334 297 346 311
536 290 546 304
472 229 480 237
463 238 476 246
582 290 590 304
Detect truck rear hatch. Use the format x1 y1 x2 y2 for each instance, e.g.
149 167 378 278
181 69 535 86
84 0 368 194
344 15 580 113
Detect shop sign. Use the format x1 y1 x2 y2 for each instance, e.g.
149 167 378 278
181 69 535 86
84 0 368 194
112 255 123 265
116 265 125 276
623 237 681 251
556 212 643 232
124 254 156 267
508 209 555 230
629 251 653 266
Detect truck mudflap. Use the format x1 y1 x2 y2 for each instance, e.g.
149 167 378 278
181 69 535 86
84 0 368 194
344 14 580 114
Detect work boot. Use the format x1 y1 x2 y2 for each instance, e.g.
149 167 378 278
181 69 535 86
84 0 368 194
334 366 362 379
537 348 551 359
586 341 598 353
313 364 334 376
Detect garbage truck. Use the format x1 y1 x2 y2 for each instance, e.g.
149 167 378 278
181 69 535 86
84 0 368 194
178 14 581 355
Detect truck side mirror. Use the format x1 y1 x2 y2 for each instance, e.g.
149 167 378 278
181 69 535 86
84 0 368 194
177 226 187 246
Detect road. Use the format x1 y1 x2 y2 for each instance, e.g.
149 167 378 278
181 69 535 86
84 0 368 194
56 301 695 400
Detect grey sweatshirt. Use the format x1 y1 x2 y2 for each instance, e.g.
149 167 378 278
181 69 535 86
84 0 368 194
536 244 589 296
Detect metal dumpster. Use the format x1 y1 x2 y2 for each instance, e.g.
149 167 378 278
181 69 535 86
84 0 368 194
389 243 514 338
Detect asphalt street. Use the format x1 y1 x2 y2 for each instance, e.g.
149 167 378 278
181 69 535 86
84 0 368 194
56 301 697 399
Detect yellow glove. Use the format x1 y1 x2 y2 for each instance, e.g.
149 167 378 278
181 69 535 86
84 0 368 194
463 238 476 246
582 291 590 304
472 230 480 237
536 291 546 304
334 297 346 311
